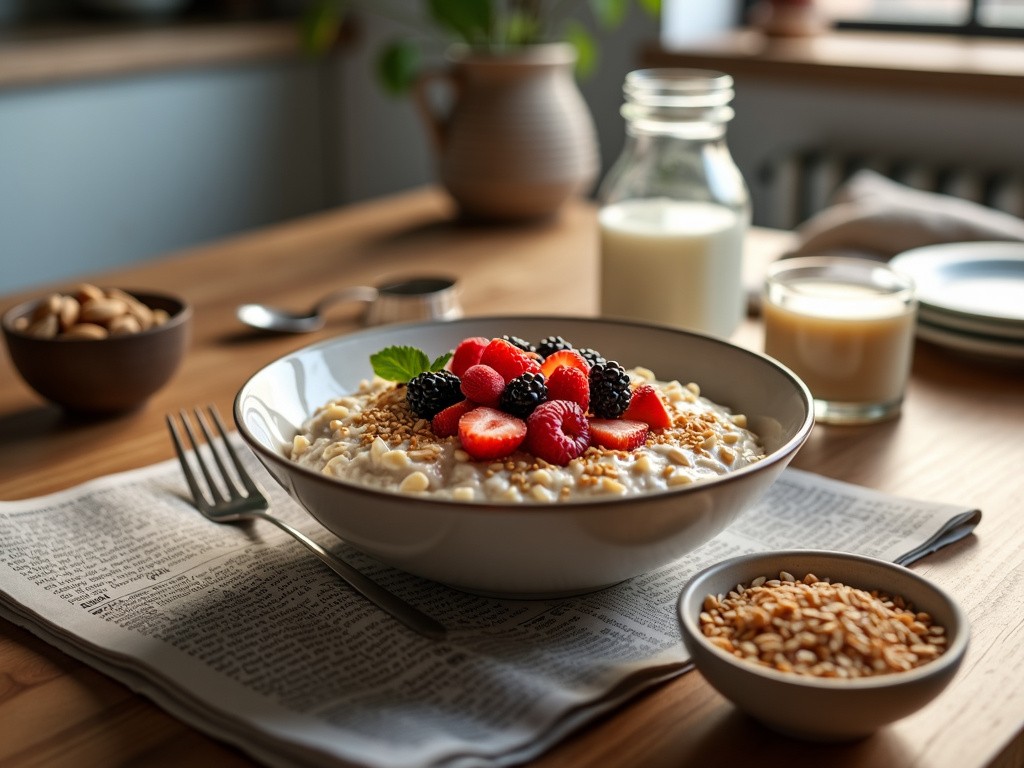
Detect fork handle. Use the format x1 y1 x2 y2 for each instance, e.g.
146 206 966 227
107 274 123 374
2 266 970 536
254 511 447 640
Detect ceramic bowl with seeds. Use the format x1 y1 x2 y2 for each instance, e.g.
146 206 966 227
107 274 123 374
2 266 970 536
677 550 969 741
2 285 191 414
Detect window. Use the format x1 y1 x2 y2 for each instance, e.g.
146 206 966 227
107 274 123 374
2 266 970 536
820 0 1024 36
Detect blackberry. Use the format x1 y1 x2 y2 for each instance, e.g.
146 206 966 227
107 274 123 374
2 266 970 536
576 347 606 368
536 335 573 359
406 370 463 419
589 361 631 418
501 335 536 354
500 372 548 418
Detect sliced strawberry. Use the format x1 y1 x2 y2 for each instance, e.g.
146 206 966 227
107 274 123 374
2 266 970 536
479 338 542 383
450 336 489 378
621 384 672 430
431 400 476 438
526 400 590 466
458 407 527 461
460 364 504 406
539 349 590 379
546 365 589 412
588 418 649 451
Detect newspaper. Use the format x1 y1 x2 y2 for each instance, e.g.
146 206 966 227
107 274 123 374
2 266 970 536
0 448 980 768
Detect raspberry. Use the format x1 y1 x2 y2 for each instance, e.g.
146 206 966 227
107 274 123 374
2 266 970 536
621 384 672 430
588 418 649 451
589 361 631 419
460 364 505 406
500 372 548 418
536 335 573 359
546 366 589 412
407 370 463 418
526 400 590 466
539 349 590 379
458 407 527 461
479 338 542 383
450 336 489 377
431 400 476 437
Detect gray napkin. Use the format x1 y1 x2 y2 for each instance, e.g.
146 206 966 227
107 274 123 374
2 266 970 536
787 169 1024 260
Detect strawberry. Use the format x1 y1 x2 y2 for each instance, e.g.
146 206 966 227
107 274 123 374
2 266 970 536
539 349 590 379
431 399 477 437
546 365 589 412
450 336 489 377
479 338 542 383
621 384 673 430
526 400 590 466
458 407 527 461
460 364 504 406
588 418 649 451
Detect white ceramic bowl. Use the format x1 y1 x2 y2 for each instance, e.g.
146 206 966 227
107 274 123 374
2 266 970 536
678 550 969 741
235 316 813 597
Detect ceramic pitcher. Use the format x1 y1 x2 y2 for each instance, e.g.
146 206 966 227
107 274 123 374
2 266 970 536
414 43 599 222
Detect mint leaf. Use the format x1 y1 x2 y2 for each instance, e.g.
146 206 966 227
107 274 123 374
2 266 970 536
371 346 433 382
430 352 453 372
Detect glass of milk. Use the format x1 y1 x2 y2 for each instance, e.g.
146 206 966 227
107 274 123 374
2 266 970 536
763 257 918 425
597 69 750 339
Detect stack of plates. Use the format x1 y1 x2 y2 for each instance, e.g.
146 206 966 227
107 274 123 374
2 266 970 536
890 242 1024 361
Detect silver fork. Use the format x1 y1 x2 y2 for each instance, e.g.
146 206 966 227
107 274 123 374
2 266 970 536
166 405 446 640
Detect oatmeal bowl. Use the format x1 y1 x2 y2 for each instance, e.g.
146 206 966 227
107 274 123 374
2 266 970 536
234 316 814 597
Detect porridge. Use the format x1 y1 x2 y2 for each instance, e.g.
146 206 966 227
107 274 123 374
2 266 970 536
290 334 765 503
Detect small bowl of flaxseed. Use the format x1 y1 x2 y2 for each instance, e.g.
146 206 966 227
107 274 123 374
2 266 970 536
677 550 969 741
2 284 191 414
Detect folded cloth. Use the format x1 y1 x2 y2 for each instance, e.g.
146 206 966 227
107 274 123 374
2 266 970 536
787 169 1024 260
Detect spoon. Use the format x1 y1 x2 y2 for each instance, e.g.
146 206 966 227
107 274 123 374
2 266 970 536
237 276 461 333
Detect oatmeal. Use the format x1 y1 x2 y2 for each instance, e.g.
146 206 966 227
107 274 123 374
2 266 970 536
289 334 765 503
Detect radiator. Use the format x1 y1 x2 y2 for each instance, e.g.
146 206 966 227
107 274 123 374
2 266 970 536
756 148 1024 229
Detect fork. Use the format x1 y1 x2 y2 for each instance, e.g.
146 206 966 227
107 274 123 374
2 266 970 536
166 405 446 641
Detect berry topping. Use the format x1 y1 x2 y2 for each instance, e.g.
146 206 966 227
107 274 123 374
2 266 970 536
460 364 505 406
576 347 607 368
589 361 632 419
546 365 589 412
539 348 590 379
588 418 650 451
536 335 573 358
406 370 463 419
621 384 673 430
450 336 489 377
479 338 542 383
458 407 528 461
526 400 590 466
500 372 548 418
431 399 476 437
501 335 536 354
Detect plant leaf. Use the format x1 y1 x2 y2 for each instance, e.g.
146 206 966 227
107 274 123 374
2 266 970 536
588 0 627 29
636 0 662 18
429 0 493 45
300 0 346 55
430 353 454 371
565 22 598 79
377 41 421 96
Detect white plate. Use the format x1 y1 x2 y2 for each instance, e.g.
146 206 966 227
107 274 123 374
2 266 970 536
890 242 1024 325
917 304 1024 341
916 318 1024 361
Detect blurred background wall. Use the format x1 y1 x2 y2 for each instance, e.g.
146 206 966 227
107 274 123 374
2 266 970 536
1 0 1022 292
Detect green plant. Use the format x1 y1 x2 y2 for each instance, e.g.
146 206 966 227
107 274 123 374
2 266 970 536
302 0 661 95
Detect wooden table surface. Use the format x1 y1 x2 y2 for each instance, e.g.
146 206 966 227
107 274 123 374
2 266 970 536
1 187 1022 768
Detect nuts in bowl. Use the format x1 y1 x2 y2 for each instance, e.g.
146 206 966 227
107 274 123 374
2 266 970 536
677 550 969 741
2 284 191 414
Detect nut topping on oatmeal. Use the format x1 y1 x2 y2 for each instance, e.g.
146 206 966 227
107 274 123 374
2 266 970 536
290 334 766 503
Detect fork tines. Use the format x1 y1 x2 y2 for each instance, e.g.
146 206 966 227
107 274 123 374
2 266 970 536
166 405 267 512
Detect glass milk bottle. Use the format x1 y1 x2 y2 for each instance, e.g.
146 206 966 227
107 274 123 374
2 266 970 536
598 69 750 338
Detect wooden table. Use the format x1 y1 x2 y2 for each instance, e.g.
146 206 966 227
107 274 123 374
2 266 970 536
1 188 1022 767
